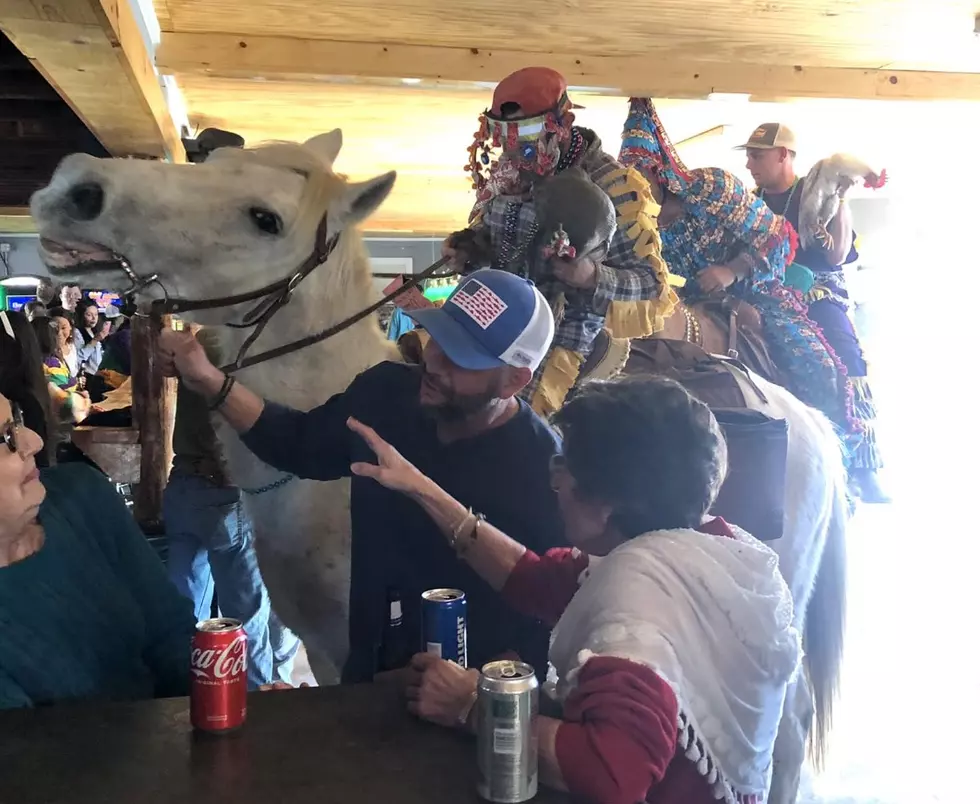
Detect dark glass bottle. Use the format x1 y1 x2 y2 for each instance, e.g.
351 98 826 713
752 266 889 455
378 586 410 672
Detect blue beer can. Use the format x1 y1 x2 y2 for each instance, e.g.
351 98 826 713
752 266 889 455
421 588 468 667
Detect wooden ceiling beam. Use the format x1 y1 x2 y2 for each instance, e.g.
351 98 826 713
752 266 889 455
157 32 980 102
0 1 185 161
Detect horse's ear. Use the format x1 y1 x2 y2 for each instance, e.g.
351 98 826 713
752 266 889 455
337 171 397 226
304 129 343 167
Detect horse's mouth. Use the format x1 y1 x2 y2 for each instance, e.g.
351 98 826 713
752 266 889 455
38 237 124 274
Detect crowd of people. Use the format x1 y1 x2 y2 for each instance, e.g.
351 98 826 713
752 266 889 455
11 283 133 461
0 65 884 804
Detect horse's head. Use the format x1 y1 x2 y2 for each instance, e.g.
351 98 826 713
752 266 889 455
531 168 616 271
29 130 396 323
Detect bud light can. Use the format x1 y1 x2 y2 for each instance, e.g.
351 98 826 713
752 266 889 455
190 617 248 733
421 588 468 667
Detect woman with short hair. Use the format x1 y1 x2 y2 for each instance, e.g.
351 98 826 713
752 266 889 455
0 390 195 708
350 375 800 804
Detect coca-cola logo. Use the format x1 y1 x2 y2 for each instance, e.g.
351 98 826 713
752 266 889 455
191 635 248 680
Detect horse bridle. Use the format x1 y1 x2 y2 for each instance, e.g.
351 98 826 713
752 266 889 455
112 214 448 372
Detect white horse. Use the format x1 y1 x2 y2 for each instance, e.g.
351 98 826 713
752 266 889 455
30 131 398 684
30 131 846 801
725 366 848 804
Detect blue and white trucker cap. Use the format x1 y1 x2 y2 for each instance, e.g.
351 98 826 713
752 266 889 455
407 269 555 372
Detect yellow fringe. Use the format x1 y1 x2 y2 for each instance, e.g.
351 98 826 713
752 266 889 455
595 165 681 335
529 346 583 417
804 284 833 305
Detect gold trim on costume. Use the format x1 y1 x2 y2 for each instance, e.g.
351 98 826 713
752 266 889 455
596 166 681 335
529 346 584 417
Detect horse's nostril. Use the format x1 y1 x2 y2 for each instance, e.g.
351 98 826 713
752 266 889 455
66 182 105 221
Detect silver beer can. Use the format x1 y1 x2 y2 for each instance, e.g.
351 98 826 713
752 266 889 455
476 660 539 803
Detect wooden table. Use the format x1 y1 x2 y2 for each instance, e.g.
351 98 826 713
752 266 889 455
0 684 565 804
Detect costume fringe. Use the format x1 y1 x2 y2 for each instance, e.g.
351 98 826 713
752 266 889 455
845 375 883 470
675 710 764 804
597 165 681 335
528 346 583 417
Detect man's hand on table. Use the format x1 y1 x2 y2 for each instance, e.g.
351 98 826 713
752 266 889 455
258 682 311 691
404 652 479 729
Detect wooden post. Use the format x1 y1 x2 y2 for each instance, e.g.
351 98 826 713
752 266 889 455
130 313 175 530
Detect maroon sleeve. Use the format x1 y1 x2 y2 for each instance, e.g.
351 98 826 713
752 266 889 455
554 657 679 804
500 548 590 627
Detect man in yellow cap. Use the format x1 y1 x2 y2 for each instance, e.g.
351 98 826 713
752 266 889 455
441 67 676 416
740 123 887 503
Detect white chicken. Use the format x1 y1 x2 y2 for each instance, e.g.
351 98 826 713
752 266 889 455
798 154 887 251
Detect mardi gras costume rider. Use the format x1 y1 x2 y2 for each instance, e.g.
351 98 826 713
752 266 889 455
442 68 676 415
618 98 862 454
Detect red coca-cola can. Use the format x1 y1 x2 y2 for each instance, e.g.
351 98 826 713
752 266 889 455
190 617 247 733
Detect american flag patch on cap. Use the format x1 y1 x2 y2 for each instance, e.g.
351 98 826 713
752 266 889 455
450 279 508 330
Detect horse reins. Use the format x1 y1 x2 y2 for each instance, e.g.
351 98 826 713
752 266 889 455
113 214 450 372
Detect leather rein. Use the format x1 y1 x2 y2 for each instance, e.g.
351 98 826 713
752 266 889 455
115 214 448 373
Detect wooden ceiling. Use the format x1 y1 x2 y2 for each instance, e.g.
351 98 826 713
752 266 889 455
0 30 108 224
153 0 978 232
2 1 979 233
155 0 980 73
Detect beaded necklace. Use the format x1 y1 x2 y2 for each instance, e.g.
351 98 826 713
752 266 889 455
761 177 800 217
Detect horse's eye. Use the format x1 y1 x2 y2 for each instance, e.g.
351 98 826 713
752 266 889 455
248 207 283 236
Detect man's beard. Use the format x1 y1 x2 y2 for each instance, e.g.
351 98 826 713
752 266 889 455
421 371 504 423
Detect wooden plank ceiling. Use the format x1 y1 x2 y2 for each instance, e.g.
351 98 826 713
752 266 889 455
0 30 108 229
151 0 978 232
155 0 980 73
0 0 183 161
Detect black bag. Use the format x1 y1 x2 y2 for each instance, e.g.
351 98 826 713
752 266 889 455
710 408 788 542
624 339 788 542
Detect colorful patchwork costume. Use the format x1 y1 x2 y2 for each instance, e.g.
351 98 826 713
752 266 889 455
619 98 861 449
456 68 676 415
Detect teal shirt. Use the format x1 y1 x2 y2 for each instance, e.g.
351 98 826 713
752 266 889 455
0 464 195 709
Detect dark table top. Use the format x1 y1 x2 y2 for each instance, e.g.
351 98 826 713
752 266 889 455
0 684 566 804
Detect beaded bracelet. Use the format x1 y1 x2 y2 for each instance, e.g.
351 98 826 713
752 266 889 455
207 374 237 411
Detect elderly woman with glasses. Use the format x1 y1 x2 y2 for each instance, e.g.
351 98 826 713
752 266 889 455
0 391 195 709
348 375 800 804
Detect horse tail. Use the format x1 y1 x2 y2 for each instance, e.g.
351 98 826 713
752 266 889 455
803 471 848 769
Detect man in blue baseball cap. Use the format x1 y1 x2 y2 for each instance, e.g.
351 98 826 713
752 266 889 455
407 269 554 422
161 268 565 685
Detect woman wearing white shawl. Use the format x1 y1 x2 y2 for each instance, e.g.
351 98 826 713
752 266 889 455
349 375 801 804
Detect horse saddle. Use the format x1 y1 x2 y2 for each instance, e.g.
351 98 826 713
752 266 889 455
624 339 788 542
690 297 784 387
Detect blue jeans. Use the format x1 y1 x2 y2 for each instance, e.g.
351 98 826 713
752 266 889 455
163 470 299 688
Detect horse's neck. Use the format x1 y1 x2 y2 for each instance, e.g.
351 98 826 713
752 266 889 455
217 234 393 401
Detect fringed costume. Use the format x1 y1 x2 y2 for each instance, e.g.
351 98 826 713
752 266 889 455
619 98 861 448
461 68 676 416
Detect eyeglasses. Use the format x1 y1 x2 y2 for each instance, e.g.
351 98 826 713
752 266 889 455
2 404 25 455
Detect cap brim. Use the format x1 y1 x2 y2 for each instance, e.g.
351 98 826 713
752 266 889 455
733 142 780 151
407 307 507 371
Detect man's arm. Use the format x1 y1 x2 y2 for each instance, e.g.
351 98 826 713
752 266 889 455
160 328 354 481
826 198 854 266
